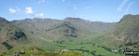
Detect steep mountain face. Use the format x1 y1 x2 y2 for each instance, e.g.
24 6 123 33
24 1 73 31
0 17 27 52
113 14 139 44
96 14 139 50
12 17 115 41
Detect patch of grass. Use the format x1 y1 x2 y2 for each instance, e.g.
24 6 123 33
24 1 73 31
0 47 83 56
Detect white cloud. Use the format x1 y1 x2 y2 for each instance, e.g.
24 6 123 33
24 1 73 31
9 8 16 14
117 0 130 12
25 7 34 14
36 13 44 17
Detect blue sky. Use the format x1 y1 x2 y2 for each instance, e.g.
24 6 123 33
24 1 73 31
0 0 139 22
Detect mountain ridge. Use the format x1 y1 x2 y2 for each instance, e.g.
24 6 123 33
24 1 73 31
11 17 115 41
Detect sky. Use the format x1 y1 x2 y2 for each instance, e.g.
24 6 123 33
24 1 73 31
0 0 139 22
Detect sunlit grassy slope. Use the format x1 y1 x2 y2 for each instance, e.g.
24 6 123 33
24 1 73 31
0 47 83 56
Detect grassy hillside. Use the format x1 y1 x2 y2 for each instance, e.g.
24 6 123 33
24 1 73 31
88 14 139 51
114 14 139 43
0 47 83 56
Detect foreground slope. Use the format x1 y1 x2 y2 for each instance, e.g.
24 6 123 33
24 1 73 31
0 47 83 56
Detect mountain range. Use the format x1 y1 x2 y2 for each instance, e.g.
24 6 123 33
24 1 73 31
0 14 139 56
